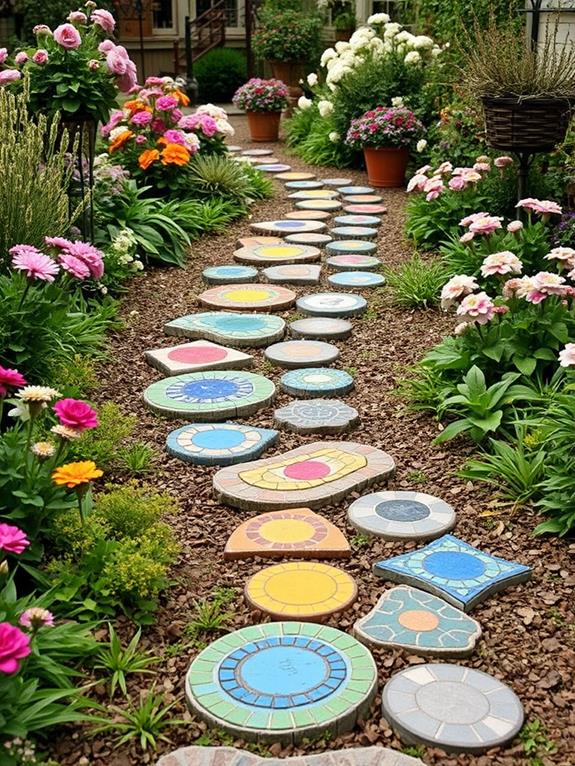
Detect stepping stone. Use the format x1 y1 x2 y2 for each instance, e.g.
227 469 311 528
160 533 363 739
226 145 242 153
343 194 384 204
235 242 321 265
237 236 282 248
275 171 317 181
185 622 377 744
157 746 426 766
257 163 292 173
242 148 274 157
344 204 388 215
373 534 532 612
265 340 339 368
143 371 275 421
289 317 352 341
285 232 333 246
274 399 358 434
331 226 378 241
322 177 353 187
202 265 259 284
224 507 351 560
165 312 285 348
252 156 280 165
280 368 354 397
213 440 395 510
326 254 382 271
348 491 456 540
285 180 324 190
295 199 343 212
263 264 321 284
337 185 374 195
334 214 382 227
167 423 278 466
245 561 357 621
144 340 253 375
285 209 332 221
353 585 481 657
288 190 340 200
251 220 327 236
328 271 386 288
296 293 368 317
199 284 296 312
381 664 524 754
326 240 377 256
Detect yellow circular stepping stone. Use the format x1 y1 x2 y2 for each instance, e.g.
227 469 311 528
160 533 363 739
245 561 357 621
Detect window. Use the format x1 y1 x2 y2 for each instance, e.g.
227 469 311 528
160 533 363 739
153 0 175 30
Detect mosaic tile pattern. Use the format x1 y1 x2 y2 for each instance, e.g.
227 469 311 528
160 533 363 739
288 190 340 200
285 180 325 190
285 210 332 221
202 265 259 284
289 317 353 340
251 220 328 236
166 423 278 466
257 163 292 173
144 340 253 375
164 312 285 348
234 243 321 265
373 534 532 612
185 622 377 743
213 441 395 510
322 177 353 187
274 399 359 434
344 204 388 215
157 746 426 766
285 233 334 246
296 292 368 317
275 171 318 181
327 255 382 272
353 586 481 657
348 491 456 541
224 507 351 560
343 195 384 204
337 186 375 195
295 199 343 212
265 340 340 369
382 664 524 753
263 264 322 284
245 562 357 620
199 284 296 312
331 226 378 241
334 214 382 227
281 367 354 397
328 272 386 288
326 240 377 256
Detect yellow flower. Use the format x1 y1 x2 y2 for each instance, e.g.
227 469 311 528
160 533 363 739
52 461 103 488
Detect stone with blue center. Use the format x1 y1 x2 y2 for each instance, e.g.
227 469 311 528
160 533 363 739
330 226 378 241
285 180 325 190
257 163 292 173
166 423 279 465
202 265 259 284
328 271 385 288
334 214 382 227
280 367 354 398
336 185 375 195
164 312 285 347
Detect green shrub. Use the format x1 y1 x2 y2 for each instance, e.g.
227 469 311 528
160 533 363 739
195 48 247 103
186 154 253 202
69 403 137 471
385 254 449 309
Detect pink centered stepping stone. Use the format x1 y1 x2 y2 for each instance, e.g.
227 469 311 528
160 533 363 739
344 203 388 215
144 340 253 375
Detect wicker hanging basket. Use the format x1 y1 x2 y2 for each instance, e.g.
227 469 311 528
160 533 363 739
482 96 572 152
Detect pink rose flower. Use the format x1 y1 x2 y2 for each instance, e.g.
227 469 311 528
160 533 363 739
559 342 575 367
494 155 513 168
0 48 8 64
406 173 428 192
459 231 475 244
91 8 116 33
106 45 129 75
0 70 21 86
98 39 114 54
145 75 165 85
0 523 30 554
53 23 82 49
0 623 31 674
171 108 183 123
53 398 98 431
58 253 91 279
163 129 185 144
32 49 49 65
100 109 123 137
456 291 495 325
424 176 444 201
14 51 28 65
480 251 523 277
0 365 27 397
19 608 55 629
68 10 87 23
11 250 59 282
448 175 466 191
507 220 523 234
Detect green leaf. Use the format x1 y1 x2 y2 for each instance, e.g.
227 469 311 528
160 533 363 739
513 355 537 376
432 419 472 444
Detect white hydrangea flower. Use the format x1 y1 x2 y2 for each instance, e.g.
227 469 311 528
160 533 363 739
383 22 401 38
416 139 428 153
335 40 351 53
307 72 318 87
391 96 404 107
412 35 434 50
396 30 415 44
320 47 337 67
298 95 312 110
318 99 334 117
367 12 390 24
369 37 384 54
431 45 442 58
404 50 422 65
329 131 340 142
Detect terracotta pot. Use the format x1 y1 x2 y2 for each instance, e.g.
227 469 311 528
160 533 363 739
335 28 354 42
363 146 409 188
247 110 281 142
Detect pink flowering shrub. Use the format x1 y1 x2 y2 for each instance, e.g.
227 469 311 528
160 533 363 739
233 78 289 113
345 106 425 151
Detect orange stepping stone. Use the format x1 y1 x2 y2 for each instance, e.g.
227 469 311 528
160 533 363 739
224 507 351 560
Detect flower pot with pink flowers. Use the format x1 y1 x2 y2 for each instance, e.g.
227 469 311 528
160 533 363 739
232 78 289 142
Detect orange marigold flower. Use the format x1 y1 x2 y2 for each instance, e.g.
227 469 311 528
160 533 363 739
138 148 160 170
109 130 134 153
124 99 149 112
160 142 190 166
52 461 103 488
175 89 190 107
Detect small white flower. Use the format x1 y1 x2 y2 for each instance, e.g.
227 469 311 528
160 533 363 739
318 99 334 117
297 96 313 110
416 139 428 153
335 40 351 53
329 131 340 143
412 35 435 50
367 12 390 25
320 47 337 67
391 96 404 107
307 72 318 87
404 50 422 66
8 401 30 422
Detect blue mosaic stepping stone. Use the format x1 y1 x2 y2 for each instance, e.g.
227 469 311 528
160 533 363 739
373 534 532 612
274 399 359 434
336 186 374 195
164 312 285 348
326 254 382 272
289 317 352 340
328 271 386 288
257 163 292 173
322 177 353 187
166 423 278 466
251 220 327 236
281 367 354 398
353 585 481 657
382 664 524 753
202 265 259 284
334 214 382 227
285 180 325 190
326 240 377 256
296 293 367 318
330 226 378 241
285 233 333 247
185 622 377 743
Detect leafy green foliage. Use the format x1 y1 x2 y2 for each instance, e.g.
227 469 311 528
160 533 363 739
94 624 159 697
195 48 247 103
519 719 557 765
288 106 352 167
253 7 322 63
69 402 136 471
186 155 255 203
187 589 235 637
385 253 449 308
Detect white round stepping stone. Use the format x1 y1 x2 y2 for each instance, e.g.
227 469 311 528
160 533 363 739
251 220 327 236
286 232 333 246
331 226 378 241
343 194 384 204
263 264 322 284
348 491 456 540
185 622 377 743
326 254 382 271
285 180 325 190
275 171 317 181
257 163 292 173
164 312 285 348
297 292 368 317
167 423 278 465
289 317 352 340
274 399 359 433
382 664 524 754
202 265 259 284
295 199 343 212
328 271 386 288
337 185 374 195
285 209 332 221
334 214 382 227
288 190 340 200
242 148 274 157
326 240 377 256
199 284 296 312
323 177 353 187
235 242 321 265
265 340 339 368
280 367 354 397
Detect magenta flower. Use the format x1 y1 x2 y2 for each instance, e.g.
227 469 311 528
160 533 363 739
0 366 27 397
163 129 186 144
53 398 98 431
0 48 7 64
0 70 21 86
131 110 153 126
494 155 513 168
98 39 114 54
53 23 82 49
0 523 30 555
14 51 29 65
156 95 178 111
61 241 105 279
58 253 91 279
11 250 59 282
19 608 55 630
0 623 31 674
106 45 129 75
44 236 73 250
91 8 116 33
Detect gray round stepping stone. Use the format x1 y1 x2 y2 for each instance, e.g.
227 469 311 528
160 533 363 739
265 340 339 368
296 292 368 317
328 271 386 288
286 232 333 247
257 163 292 173
144 340 253 375
274 399 359 433
285 209 332 221
275 171 317 181
185 622 377 743
143 370 275 421
322 177 353 187
295 199 343 212
326 254 382 271
164 312 285 348
157 746 427 766
326 240 377 256
166 423 278 466
289 317 352 340
285 180 325 190
263 264 321 284
202 265 259 284
337 185 375 195
288 190 340 200
334 214 382 227
348 491 456 540
235 242 321 265
330 226 378 241
382 664 524 753
252 156 280 165
343 194 384 204
344 203 388 215
280 367 354 397
199 284 296 312
353 585 481 658
251 220 327 236
242 148 274 157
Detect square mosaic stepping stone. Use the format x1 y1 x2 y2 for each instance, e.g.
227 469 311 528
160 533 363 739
288 190 340 200
322 177 353 187
213 441 395 510
334 214 382 227
295 199 343 212
326 240 377 256
166 423 278 466
344 204 388 215
353 585 481 657
275 171 317 181
285 180 325 190
280 368 354 397
296 293 368 318
263 264 321 284
330 226 378 241
343 195 384 204
224 507 351 560
336 186 375 195
250 220 328 236
234 243 321 265
274 399 359 434
144 340 253 376
326 254 382 272
199 284 296 312
202 265 259 284
264 340 339 369
289 318 352 341
165 312 285 348
157 746 426 766
285 233 333 246
373 534 532 612
285 210 332 221
328 271 386 288
348 491 456 541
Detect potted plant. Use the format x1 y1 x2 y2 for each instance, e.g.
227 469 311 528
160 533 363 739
233 78 289 142
331 0 355 41
345 106 425 187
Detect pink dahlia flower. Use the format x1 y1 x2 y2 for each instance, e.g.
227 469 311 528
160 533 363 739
53 23 82 49
473 161 490 173
406 173 428 193
0 70 21 86
502 276 536 300
11 250 59 282
459 231 475 244
559 343 575 367
91 8 116 32
507 220 523 234
516 198 562 217
460 211 490 227
14 51 28 65
448 175 466 191
440 274 479 310
0 523 29 554
0 366 26 397
61 241 105 279
480 251 522 277
424 176 444 201
130 110 153 126
53 398 98 431
44 236 73 250
156 95 178 111
19 607 55 629
544 246 575 265
468 215 503 236
58 253 91 279
456 291 495 324
0 623 31 674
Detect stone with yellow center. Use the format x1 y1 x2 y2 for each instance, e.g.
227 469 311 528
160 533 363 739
198 283 296 312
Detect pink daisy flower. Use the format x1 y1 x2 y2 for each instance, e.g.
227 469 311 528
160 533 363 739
11 251 59 282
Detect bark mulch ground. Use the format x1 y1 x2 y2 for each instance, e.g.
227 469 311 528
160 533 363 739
52 116 575 766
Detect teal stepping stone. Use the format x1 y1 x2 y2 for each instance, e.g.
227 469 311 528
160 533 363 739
257 163 292 173
202 265 259 284
280 367 354 397
326 240 377 256
330 226 378 241
285 181 325 190
328 271 385 288
165 312 285 348
326 254 381 271
166 423 278 466
297 292 368 317
348 490 455 540
337 185 374 195
334 214 382 227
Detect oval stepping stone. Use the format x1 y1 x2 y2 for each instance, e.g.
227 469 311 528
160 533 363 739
326 254 382 271
285 180 325 190
265 340 339 369
373 534 532 612
245 562 357 620
143 371 275 421
213 441 395 510
337 185 374 195
289 317 352 341
185 622 377 743
353 585 481 657
145 340 253 375
285 209 332 221
286 232 333 246
296 292 368 317
226 145 242 153
167 423 278 466
349 491 456 541
202 265 259 284
281 368 354 398
224 507 351 560
164 312 285 348
328 271 385 288
382 664 524 753
295 199 342 212
242 148 274 157
251 220 327 236
331 226 378 241
343 194 384 204
334 214 382 227
344 203 388 215
199 284 296 312
235 242 321 265
275 171 317 181
252 156 280 165
274 399 358 434
263 264 321 284
326 240 377 256
237 235 282 248
288 190 340 200
322 177 353 186
158 747 426 766
257 163 292 173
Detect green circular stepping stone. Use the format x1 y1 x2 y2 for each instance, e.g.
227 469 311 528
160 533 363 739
289 317 352 341
164 312 285 348
166 423 278 466
334 214 382 227
296 292 367 317
330 226 377 241
274 399 359 434
285 233 333 247
199 284 296 312
280 367 354 397
328 271 385 288
326 240 377 256
348 491 456 540
202 265 259 284
265 340 339 369
295 199 343 212
326 254 382 271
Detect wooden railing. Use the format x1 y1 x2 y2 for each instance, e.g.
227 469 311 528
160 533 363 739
173 2 226 77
